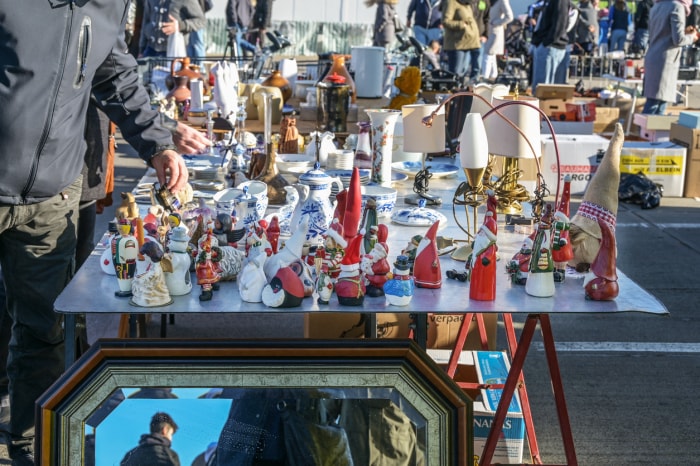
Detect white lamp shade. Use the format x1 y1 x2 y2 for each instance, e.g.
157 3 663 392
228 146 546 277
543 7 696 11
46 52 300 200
485 95 541 159
459 113 489 169
470 83 509 116
402 104 445 154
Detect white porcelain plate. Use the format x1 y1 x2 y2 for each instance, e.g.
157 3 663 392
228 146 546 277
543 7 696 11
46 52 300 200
391 161 459 178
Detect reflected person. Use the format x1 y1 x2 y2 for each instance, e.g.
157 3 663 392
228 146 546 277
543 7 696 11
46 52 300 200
120 412 181 466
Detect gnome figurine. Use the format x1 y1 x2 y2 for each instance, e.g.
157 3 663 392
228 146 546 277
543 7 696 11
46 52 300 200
583 217 619 300
413 221 442 289
335 233 366 306
569 123 623 273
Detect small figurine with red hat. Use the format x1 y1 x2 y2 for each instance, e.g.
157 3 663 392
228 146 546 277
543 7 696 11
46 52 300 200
468 211 498 301
335 233 366 306
314 218 347 304
361 224 391 297
195 231 221 301
506 234 534 286
413 221 441 289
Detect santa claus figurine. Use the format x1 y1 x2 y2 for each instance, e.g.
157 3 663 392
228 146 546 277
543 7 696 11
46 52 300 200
361 224 391 297
506 234 534 286
552 174 574 282
335 233 366 306
413 221 441 289
569 123 624 300
468 211 498 301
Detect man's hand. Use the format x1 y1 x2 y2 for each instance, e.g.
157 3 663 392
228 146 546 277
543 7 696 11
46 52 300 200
173 122 212 155
161 14 178 36
151 149 188 193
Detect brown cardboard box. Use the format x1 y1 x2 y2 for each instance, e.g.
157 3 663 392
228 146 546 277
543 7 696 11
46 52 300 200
594 106 620 133
539 98 568 117
305 312 498 351
670 122 700 198
426 313 498 351
304 313 413 339
534 84 575 100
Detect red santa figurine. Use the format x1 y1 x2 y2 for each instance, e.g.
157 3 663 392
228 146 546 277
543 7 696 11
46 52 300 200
361 224 391 297
413 220 441 289
552 174 574 282
468 212 498 301
335 232 366 306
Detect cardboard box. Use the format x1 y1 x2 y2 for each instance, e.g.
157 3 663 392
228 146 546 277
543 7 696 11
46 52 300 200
541 134 611 194
541 120 594 135
428 350 525 464
594 106 620 133
678 111 700 129
539 98 568 117
566 101 596 122
594 97 647 130
304 312 413 339
669 123 700 197
632 113 675 142
427 313 498 351
534 84 575 100
620 141 687 197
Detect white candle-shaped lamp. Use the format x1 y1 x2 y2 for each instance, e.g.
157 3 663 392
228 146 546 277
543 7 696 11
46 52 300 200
459 112 489 190
402 103 446 204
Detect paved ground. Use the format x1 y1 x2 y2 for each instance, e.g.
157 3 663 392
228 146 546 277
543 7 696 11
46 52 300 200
2 111 700 464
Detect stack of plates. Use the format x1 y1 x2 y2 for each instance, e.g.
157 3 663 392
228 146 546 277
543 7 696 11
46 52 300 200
276 153 315 174
192 166 219 180
326 169 371 188
326 150 355 170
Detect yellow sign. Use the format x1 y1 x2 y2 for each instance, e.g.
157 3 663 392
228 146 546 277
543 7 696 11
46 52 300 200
620 155 685 175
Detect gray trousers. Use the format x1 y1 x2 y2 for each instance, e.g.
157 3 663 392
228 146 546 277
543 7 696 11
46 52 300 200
0 176 81 457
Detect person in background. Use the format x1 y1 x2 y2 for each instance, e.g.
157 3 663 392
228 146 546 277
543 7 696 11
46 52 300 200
367 0 400 48
530 0 572 93
0 3 188 463
406 0 444 46
687 0 700 28
252 0 274 48
226 0 256 55
482 0 514 81
442 0 482 80
608 0 633 52
643 0 700 114
120 412 181 466
188 0 214 61
555 4 579 84
461 0 491 81
575 0 600 55
140 0 206 57
598 6 611 54
633 0 654 55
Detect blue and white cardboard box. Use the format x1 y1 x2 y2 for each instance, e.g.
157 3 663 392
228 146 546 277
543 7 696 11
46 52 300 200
428 350 525 464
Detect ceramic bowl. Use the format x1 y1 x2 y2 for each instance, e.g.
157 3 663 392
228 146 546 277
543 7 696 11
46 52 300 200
276 153 315 174
361 185 398 218
187 110 208 127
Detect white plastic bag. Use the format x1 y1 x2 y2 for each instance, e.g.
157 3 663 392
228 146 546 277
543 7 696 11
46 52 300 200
167 30 187 57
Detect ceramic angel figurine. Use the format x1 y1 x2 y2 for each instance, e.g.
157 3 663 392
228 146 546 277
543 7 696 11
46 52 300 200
130 242 173 307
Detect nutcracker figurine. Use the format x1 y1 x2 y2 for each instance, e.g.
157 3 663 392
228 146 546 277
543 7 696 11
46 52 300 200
112 218 139 297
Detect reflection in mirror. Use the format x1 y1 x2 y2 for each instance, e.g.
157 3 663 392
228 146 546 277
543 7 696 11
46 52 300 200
39 340 472 465
85 387 427 466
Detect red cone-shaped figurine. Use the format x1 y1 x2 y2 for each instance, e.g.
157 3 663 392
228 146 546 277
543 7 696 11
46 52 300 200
552 175 574 282
342 167 362 244
414 221 441 288
469 212 498 300
584 217 619 300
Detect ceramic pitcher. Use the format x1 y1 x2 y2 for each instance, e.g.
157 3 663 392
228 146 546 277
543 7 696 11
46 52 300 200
294 162 343 241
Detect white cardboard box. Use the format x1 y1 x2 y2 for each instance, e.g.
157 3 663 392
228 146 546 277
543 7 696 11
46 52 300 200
541 120 594 135
620 141 687 197
428 350 525 464
540 134 612 195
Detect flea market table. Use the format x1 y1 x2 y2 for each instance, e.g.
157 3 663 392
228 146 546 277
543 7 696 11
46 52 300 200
54 165 668 465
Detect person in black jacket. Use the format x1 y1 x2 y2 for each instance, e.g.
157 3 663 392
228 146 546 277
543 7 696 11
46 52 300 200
407 0 444 46
121 412 181 466
530 0 572 93
252 0 274 47
633 0 654 54
0 3 188 464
